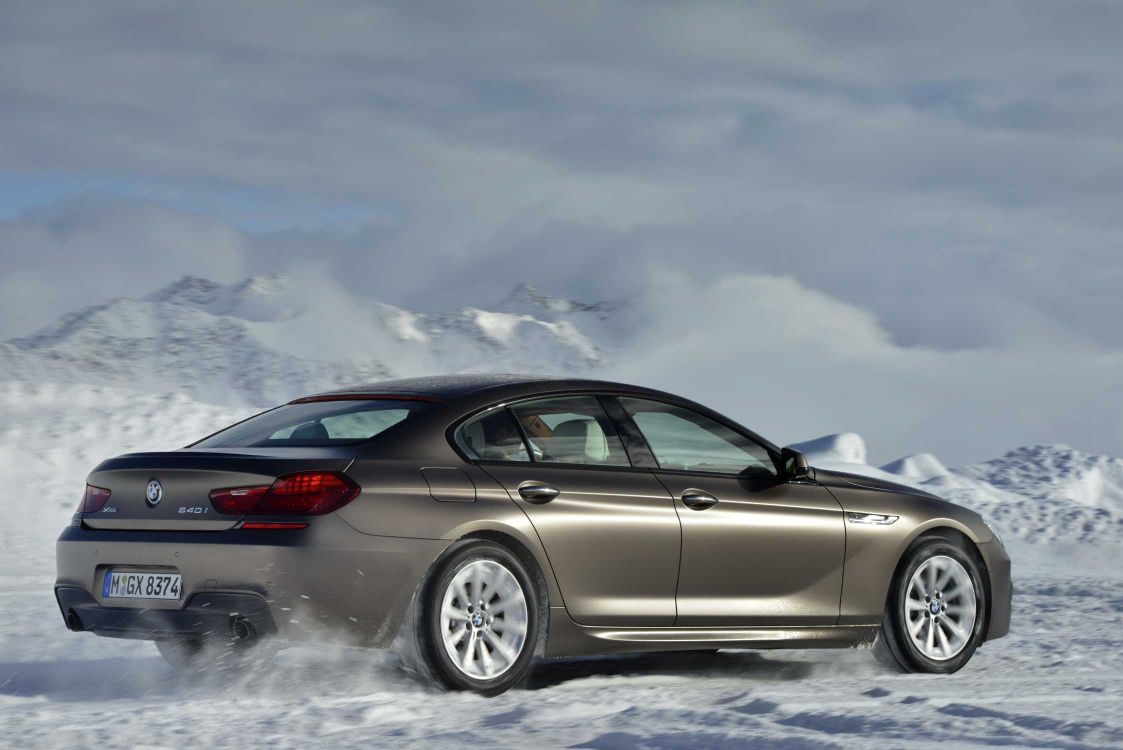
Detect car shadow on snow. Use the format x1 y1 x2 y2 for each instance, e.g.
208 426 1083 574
0 656 181 702
0 647 421 703
526 650 817 690
0 649 823 702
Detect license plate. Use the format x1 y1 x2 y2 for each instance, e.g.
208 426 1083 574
102 570 182 600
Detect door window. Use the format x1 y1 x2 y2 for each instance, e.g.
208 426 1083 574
456 408 531 462
618 397 777 476
510 396 630 466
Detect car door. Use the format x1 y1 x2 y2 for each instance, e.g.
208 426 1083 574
615 396 846 627
457 395 680 626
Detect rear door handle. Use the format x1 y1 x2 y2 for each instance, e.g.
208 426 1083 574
681 489 718 510
518 481 560 504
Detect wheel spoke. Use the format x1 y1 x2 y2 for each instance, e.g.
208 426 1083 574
490 594 522 615
942 616 969 640
936 621 952 655
442 604 468 624
906 598 927 613
935 566 952 593
453 579 469 608
485 630 518 663
479 638 497 676
470 564 484 604
461 630 478 672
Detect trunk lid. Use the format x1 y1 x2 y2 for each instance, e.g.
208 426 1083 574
82 447 356 530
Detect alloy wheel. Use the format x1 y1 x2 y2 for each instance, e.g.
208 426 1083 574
903 554 977 661
439 559 529 679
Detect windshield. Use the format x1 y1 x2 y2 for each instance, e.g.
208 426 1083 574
192 399 432 448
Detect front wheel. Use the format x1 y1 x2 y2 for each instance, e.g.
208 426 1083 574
874 533 988 673
414 541 540 695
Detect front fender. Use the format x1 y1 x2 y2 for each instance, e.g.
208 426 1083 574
824 484 992 624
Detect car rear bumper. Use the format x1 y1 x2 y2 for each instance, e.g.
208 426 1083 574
56 587 276 640
54 514 449 646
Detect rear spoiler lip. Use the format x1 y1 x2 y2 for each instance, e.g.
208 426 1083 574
90 448 358 473
287 393 445 404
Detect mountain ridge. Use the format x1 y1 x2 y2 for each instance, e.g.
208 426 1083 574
0 273 613 407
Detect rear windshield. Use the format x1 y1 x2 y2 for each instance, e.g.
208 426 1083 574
192 399 431 448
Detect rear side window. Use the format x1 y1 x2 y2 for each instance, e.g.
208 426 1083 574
456 409 530 462
193 399 431 448
510 396 630 466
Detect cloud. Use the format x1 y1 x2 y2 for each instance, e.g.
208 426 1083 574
1 2 1122 459
3 2 1120 347
0 198 247 337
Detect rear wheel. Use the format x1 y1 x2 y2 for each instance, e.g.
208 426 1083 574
874 533 988 673
414 541 539 695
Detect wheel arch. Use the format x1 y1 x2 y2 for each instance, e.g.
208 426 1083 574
840 513 993 627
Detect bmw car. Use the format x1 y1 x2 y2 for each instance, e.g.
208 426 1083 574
56 375 1011 695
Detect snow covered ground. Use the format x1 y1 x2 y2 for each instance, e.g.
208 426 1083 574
3 576 1122 749
1 382 1121 749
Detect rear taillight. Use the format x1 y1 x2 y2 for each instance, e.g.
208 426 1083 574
79 482 111 511
209 471 360 516
79 484 111 513
209 485 270 514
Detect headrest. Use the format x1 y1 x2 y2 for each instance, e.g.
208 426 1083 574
549 419 592 462
290 421 330 441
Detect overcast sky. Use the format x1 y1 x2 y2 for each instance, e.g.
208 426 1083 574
2 1 1122 462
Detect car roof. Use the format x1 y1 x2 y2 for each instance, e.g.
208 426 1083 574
310 374 783 457
307 374 664 402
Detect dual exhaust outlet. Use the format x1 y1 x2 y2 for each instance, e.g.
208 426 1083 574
63 608 257 643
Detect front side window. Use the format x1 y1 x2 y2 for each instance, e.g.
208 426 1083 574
193 399 430 448
510 396 630 466
456 409 531 462
618 397 777 477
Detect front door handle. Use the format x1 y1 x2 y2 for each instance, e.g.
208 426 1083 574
518 481 560 504
681 489 718 510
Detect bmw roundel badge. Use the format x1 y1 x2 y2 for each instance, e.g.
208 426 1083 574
145 479 163 507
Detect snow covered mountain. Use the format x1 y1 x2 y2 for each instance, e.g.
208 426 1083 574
792 432 1123 547
0 274 611 407
939 444 1123 545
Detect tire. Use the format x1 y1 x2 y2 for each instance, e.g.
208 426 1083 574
874 532 988 674
413 540 540 695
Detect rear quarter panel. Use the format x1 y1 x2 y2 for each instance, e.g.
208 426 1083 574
337 459 565 609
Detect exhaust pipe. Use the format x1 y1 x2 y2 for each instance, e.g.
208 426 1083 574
229 615 256 642
65 609 84 632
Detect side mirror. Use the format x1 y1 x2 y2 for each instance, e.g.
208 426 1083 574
781 447 812 480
